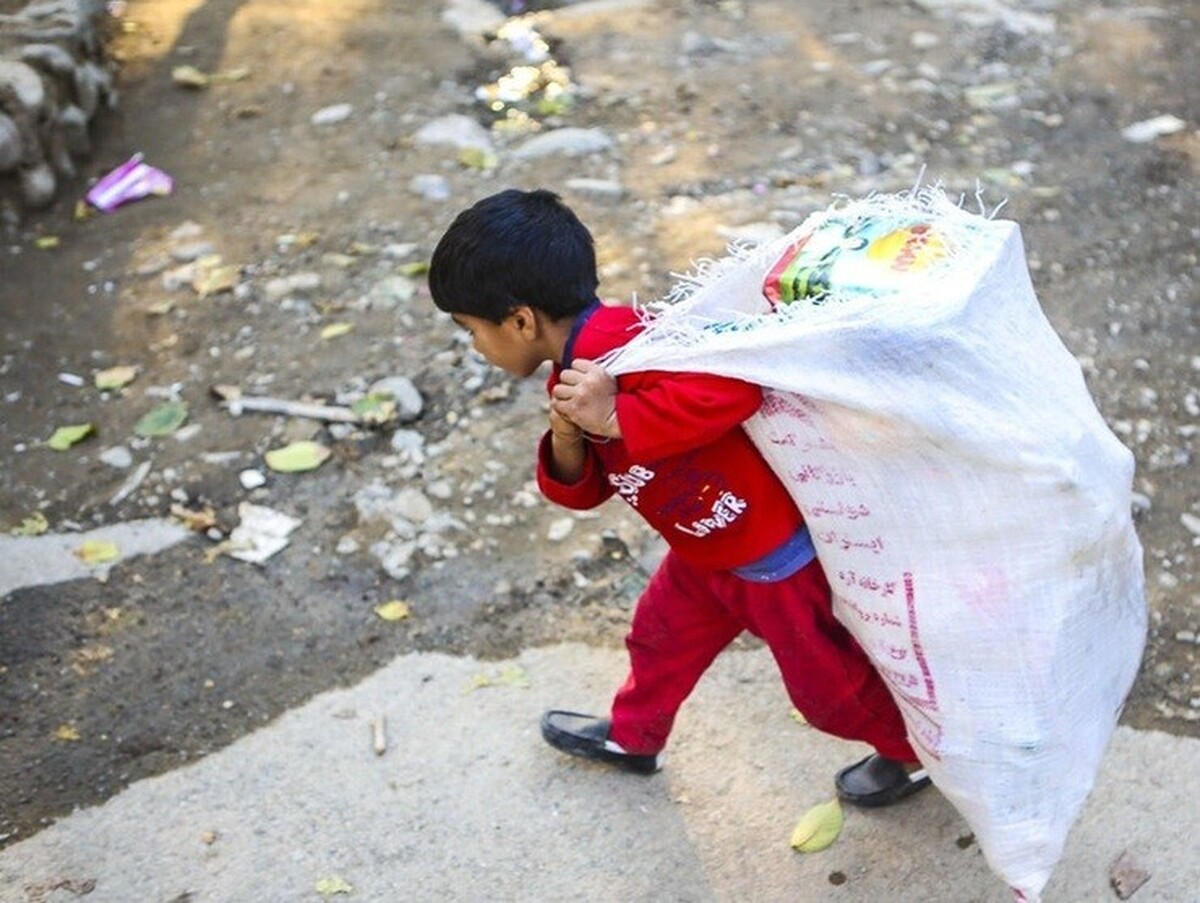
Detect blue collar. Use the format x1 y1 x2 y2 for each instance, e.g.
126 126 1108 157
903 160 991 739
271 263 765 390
561 299 602 368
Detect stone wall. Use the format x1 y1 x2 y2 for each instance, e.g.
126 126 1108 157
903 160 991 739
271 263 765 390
0 0 114 225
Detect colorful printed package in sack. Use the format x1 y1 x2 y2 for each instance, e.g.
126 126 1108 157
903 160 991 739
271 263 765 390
599 188 1147 901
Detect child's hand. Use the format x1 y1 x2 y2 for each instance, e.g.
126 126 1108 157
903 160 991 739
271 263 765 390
548 408 583 443
552 359 621 438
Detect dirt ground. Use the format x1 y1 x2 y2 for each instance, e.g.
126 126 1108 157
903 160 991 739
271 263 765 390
0 0 1196 851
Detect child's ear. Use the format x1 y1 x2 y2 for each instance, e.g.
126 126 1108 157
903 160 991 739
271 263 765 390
508 305 540 339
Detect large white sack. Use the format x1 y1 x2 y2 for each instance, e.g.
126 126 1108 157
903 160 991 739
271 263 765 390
600 189 1147 901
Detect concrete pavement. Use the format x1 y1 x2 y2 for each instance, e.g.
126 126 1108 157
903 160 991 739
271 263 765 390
1 644 1195 903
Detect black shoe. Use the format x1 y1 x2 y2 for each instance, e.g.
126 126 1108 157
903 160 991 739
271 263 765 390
835 754 931 808
540 710 662 775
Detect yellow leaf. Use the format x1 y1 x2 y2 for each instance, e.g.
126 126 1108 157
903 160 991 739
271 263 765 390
54 724 81 742
264 441 332 473
210 67 250 84
74 539 120 566
94 365 138 390
47 423 95 451
790 798 844 852
12 511 49 536
320 322 354 341
172 64 210 88
458 147 498 171
789 708 807 725
35 236 60 249
374 600 411 622
193 263 240 298
314 875 353 896
465 664 530 692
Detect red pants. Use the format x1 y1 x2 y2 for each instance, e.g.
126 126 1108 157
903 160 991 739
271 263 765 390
608 549 916 762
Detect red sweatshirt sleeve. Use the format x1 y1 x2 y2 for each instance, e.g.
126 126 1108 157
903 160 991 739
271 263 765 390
614 371 764 461
535 430 616 510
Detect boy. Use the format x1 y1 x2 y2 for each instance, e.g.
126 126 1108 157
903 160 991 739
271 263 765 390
428 188 929 808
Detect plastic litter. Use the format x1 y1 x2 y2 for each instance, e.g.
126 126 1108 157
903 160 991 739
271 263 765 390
85 153 174 213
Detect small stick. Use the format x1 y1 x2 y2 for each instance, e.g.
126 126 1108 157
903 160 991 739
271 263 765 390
211 384 362 423
109 460 152 506
371 716 387 756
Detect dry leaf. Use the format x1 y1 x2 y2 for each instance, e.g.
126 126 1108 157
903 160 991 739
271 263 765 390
320 322 354 340
12 511 49 536
95 365 138 391
466 664 530 692
74 539 120 565
172 65 210 88
1109 849 1151 900
54 724 81 742
193 263 239 297
458 147 498 171
350 393 397 426
265 441 331 473
790 798 844 852
170 502 218 532
47 423 95 451
71 644 114 675
373 600 411 622
314 876 353 896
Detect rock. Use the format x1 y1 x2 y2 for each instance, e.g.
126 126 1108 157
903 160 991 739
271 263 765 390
1181 512 1200 537
369 376 423 422
0 113 22 171
19 162 56 208
564 178 625 201
98 446 133 469
311 103 354 126
391 487 433 524
18 43 76 76
0 59 46 111
440 0 505 39
414 114 494 154
1120 114 1187 144
512 127 614 159
171 241 216 263
390 428 426 461
369 538 416 580
364 275 416 310
263 272 322 301
73 61 110 118
547 517 575 542
409 173 451 201
239 469 267 490
56 103 89 156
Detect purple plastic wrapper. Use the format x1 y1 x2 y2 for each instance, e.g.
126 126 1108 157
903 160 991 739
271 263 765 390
85 153 174 212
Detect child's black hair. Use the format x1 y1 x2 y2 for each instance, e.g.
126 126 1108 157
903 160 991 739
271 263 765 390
429 188 599 324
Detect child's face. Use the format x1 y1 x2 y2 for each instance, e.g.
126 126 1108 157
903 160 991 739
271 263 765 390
452 312 544 378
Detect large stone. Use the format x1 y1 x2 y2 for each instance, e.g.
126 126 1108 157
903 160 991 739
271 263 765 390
413 114 494 154
19 160 56 207
57 103 89 155
0 59 46 111
511 127 614 160
18 42 76 76
0 112 21 171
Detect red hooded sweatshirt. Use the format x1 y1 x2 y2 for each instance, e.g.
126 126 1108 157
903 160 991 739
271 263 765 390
536 302 803 571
